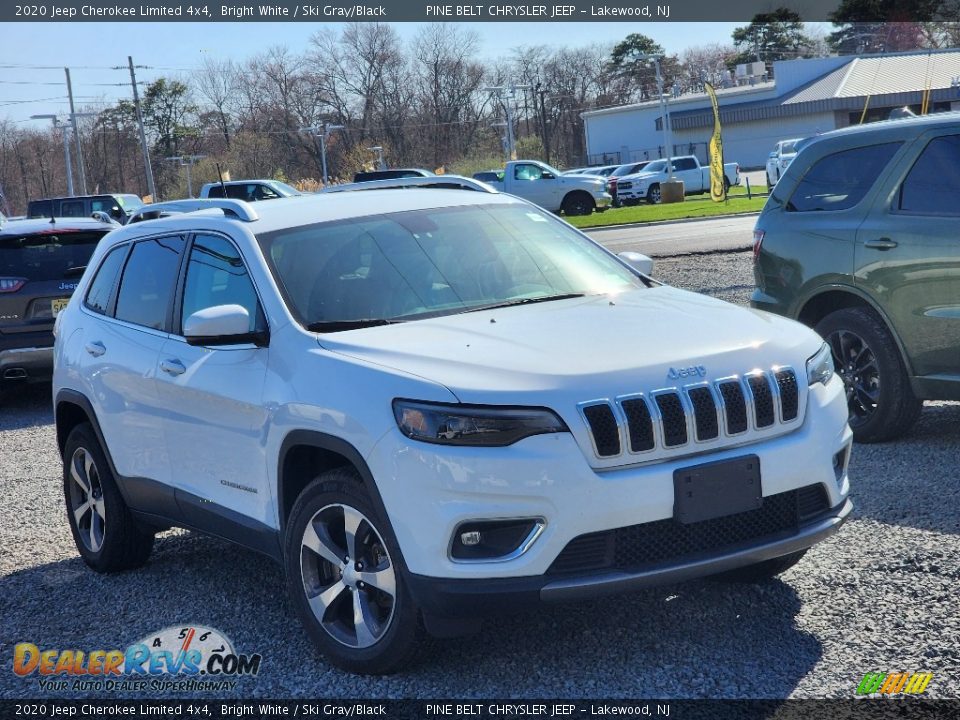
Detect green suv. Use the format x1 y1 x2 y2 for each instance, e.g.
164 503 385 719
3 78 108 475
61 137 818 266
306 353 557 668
752 113 960 442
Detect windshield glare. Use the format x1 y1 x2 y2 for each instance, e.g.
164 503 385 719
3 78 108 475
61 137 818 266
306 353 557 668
781 141 799 155
644 161 667 173
259 203 644 329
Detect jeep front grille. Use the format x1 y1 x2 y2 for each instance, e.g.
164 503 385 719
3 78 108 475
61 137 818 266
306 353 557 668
578 368 801 461
548 482 831 575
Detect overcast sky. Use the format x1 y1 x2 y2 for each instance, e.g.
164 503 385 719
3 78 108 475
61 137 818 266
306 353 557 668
1 22 760 126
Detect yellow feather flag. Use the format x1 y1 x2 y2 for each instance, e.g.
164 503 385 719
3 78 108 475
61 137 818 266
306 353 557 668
705 82 726 202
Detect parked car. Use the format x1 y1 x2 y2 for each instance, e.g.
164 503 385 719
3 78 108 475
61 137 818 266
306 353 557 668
616 156 741 204
353 169 434 183
765 138 803 187
27 194 143 225
53 188 851 674
608 161 653 206
199 179 302 201
0 216 115 398
476 160 611 215
562 164 619 177
752 113 960 442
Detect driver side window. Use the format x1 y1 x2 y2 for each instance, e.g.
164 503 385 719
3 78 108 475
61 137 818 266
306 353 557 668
514 163 543 181
180 234 265 334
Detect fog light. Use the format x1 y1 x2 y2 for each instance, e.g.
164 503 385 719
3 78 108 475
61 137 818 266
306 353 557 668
460 531 482 546
450 519 545 561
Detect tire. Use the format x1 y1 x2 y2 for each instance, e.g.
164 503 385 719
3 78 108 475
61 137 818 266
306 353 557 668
622 198 639 207
646 184 662 204
63 423 154 572
562 191 595 216
723 176 731 193
766 172 773 188
814 307 922 443
284 468 420 674
712 550 807 582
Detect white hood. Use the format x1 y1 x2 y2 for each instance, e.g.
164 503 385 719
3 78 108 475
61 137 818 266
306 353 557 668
318 285 820 407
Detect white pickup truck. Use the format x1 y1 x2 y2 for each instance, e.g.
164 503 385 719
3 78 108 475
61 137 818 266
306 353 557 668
616 156 740 204
474 160 611 215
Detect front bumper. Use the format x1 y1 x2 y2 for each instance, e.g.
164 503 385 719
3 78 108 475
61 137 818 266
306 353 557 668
408 497 852 616
594 192 612 209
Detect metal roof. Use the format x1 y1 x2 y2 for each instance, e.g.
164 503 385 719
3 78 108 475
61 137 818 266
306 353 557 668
784 51 960 104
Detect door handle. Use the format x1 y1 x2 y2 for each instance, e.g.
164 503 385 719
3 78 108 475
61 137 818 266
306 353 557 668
159 358 186 376
84 341 106 357
864 238 898 250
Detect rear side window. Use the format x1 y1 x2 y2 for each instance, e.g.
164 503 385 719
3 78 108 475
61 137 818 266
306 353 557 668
84 246 128 315
787 142 901 212
897 135 960 216
27 200 53 218
206 185 252 200
674 158 697 171
60 201 86 217
0 230 104 282
115 236 185 330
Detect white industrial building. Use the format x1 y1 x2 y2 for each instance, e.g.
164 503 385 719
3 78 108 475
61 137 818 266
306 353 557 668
582 48 960 169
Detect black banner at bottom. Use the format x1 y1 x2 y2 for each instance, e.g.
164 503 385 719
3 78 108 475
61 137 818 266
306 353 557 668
2 700 959 720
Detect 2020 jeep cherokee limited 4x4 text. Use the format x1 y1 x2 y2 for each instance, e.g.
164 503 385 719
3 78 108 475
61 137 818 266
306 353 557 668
53 190 852 674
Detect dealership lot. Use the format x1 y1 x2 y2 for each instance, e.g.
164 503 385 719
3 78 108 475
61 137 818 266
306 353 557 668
2 250 958 699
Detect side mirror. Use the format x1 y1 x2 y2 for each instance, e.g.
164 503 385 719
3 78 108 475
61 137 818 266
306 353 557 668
184 304 268 347
769 151 778 159
541 171 555 180
618 251 654 276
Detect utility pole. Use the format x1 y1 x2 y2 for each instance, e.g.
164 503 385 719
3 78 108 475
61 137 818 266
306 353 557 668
124 56 157 201
165 155 206 197
483 84 531 160
64 68 89 195
300 124 344 186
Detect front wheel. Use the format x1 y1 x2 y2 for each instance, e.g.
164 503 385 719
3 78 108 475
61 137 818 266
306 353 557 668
562 192 595 216
646 184 662 204
814 307 922 442
285 469 420 674
63 423 154 571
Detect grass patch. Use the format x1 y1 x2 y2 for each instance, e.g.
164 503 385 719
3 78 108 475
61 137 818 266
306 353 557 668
568 186 769 229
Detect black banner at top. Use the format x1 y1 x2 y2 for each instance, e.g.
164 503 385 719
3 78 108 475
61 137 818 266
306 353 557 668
4 0 957 23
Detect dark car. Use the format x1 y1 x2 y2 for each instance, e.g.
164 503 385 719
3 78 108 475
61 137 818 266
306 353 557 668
352 169 434 183
751 113 960 442
27 194 143 225
0 217 114 398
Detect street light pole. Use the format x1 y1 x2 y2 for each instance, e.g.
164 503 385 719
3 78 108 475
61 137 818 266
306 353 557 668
301 124 344 186
366 145 385 170
32 114 75 195
635 53 674 178
483 84 531 160
165 155 206 197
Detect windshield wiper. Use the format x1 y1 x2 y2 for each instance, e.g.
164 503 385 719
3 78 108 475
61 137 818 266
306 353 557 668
63 265 87 278
461 292 585 314
307 318 400 332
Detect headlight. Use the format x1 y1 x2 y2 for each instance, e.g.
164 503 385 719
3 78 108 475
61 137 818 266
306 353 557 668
806 342 835 386
393 400 568 446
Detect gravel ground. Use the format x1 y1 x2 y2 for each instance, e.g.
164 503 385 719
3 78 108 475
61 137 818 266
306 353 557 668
2 250 958 700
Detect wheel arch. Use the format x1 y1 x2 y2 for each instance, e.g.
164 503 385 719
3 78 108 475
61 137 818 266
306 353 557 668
55 389 133 506
561 189 595 213
796 287 916 377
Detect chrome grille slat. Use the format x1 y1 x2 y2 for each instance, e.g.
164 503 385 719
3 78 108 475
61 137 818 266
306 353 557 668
580 367 803 460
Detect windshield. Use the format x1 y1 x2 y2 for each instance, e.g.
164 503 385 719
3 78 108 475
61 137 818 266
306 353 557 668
612 163 648 177
258 203 644 331
272 181 300 196
643 161 667 173
781 140 800 155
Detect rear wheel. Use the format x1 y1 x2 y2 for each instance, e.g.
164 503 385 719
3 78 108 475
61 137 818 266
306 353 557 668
766 172 773 187
723 176 731 193
285 468 420 674
712 550 807 582
63 423 154 572
814 308 922 443
646 184 662 204
562 192 595 216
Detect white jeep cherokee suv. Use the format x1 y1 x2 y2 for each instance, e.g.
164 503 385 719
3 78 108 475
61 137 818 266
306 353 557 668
53 190 852 674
